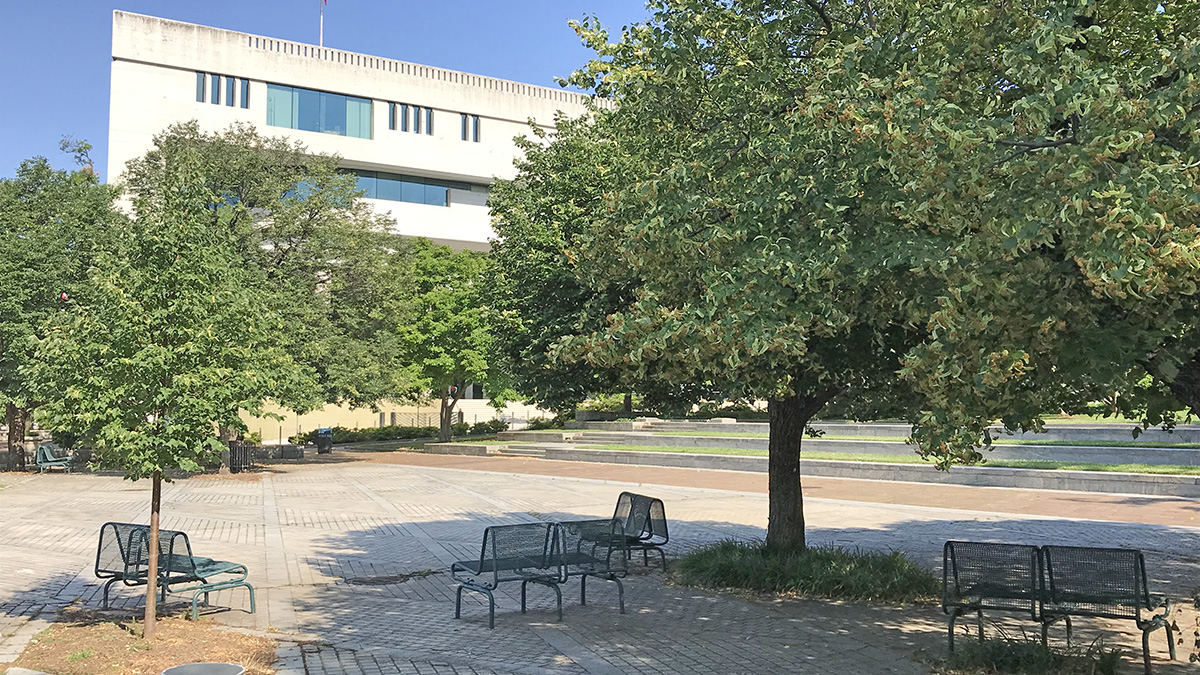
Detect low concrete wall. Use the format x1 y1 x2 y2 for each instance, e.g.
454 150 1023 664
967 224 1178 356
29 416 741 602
578 433 1200 466
422 443 498 456
497 431 579 443
540 447 1200 498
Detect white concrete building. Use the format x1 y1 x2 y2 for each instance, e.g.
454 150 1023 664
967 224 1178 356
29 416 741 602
107 10 594 435
107 10 596 250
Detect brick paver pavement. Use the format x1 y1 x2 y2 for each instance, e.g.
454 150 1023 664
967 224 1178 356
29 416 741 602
1 452 1198 674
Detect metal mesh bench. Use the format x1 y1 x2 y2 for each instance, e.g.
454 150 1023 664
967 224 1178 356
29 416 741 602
613 492 669 569
452 522 563 629
1041 545 1174 674
559 518 628 614
943 541 1041 650
95 522 256 619
943 541 1176 674
35 444 71 473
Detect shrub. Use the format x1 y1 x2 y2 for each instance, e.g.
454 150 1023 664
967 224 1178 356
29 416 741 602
469 419 509 435
944 635 1124 675
294 425 438 444
673 540 939 603
526 417 563 430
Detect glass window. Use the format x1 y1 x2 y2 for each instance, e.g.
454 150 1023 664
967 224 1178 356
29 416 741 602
352 170 376 198
196 72 206 102
461 113 468 141
266 84 295 128
376 173 402 201
265 84 372 139
211 74 221 105
425 107 433 135
413 106 421 133
400 104 409 132
240 79 250 109
472 115 480 142
226 77 235 106
424 184 448 206
389 103 396 131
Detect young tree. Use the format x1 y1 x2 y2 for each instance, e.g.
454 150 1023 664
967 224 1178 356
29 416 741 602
0 147 119 469
120 122 418 415
401 239 499 442
33 143 312 638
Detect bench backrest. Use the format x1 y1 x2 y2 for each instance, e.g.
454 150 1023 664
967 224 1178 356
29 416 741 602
943 541 1040 618
613 492 669 544
95 522 197 580
36 444 66 465
559 518 629 578
1040 545 1148 619
479 522 562 584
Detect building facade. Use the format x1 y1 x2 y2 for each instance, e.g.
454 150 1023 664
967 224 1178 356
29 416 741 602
108 11 591 436
108 10 595 250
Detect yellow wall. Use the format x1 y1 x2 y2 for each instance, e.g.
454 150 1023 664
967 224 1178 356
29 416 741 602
241 399 548 443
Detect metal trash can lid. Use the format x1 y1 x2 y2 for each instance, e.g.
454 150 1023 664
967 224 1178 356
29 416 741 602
162 663 246 675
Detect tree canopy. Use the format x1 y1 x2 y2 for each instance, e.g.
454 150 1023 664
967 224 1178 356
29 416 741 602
0 148 119 469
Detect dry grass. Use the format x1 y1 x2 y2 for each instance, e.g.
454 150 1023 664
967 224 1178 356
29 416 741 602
12 609 276 675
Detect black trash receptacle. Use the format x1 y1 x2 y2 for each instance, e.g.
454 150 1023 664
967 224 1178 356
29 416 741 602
315 428 333 454
228 442 253 473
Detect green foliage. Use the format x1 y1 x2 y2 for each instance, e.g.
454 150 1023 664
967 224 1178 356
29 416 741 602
470 419 510 435
674 540 939 603
120 122 418 411
402 239 501 440
942 636 1123 675
0 152 119 438
525 417 564 430
295 425 438 444
31 141 312 480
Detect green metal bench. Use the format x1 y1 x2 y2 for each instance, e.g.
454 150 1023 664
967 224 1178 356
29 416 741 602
95 522 256 620
452 522 563 629
613 491 669 569
35 443 71 473
943 541 1175 674
559 518 628 614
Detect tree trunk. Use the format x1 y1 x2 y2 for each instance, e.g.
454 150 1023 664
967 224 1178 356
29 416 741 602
766 395 807 551
438 384 463 442
765 387 842 552
144 472 162 639
5 403 29 472
622 393 633 415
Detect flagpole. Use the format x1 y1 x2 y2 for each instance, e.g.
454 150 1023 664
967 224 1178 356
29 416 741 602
319 0 324 46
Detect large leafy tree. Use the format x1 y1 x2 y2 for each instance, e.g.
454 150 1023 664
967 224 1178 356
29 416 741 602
837 1 1200 460
120 122 418 414
0 146 119 469
402 239 502 442
33 142 312 638
555 1 931 549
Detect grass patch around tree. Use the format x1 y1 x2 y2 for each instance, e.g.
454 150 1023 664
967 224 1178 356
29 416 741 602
578 444 1200 475
672 540 939 603
12 609 277 675
937 635 1124 675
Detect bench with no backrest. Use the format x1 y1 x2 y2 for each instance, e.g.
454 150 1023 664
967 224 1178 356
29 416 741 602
95 522 256 620
943 540 1174 674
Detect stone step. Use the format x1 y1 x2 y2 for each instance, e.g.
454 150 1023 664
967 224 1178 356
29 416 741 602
495 445 547 458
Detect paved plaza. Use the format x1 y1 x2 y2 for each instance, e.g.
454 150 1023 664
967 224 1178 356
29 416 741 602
1 453 1199 674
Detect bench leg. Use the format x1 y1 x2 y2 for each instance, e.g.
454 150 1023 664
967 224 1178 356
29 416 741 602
1164 621 1176 661
580 574 587 606
455 585 464 619
552 582 562 622
521 580 529 614
1142 627 1153 675
947 609 962 653
657 547 667 571
102 578 120 609
246 583 256 615
977 609 984 643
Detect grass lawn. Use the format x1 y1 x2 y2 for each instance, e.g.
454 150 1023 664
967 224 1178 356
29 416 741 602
578 444 1200 475
652 431 1199 448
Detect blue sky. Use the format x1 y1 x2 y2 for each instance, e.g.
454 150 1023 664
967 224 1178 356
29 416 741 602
0 0 650 182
